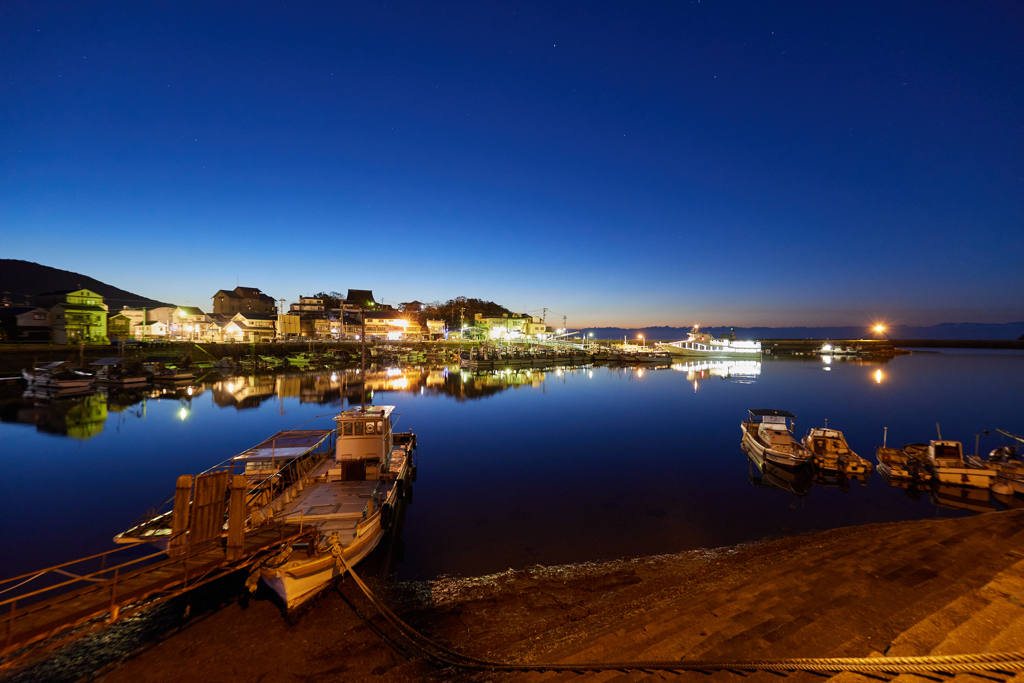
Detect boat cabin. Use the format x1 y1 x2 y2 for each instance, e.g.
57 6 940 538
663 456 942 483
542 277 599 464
929 440 965 466
806 428 850 456
331 406 395 482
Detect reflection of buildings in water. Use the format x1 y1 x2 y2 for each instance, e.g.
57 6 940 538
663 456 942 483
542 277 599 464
212 375 278 409
673 360 761 390
0 391 109 440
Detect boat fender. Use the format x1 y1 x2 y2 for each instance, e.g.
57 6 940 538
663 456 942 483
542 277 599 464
406 485 414 505
411 466 417 482
396 479 405 499
380 503 392 531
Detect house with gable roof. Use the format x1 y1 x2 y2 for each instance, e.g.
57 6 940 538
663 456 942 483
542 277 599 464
211 286 276 316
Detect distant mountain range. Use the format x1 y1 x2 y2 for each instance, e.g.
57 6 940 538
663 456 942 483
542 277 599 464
0 259 173 309
580 323 1024 341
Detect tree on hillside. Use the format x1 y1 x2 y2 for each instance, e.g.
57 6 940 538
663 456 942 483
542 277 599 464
313 291 345 309
422 297 512 330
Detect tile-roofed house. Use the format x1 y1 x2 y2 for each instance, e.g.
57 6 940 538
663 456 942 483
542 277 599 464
344 289 378 311
212 286 276 316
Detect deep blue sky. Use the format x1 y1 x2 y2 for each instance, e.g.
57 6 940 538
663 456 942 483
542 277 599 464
2 1 1022 327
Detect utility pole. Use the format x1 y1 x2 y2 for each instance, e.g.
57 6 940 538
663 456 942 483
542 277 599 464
360 308 366 411
542 308 548 323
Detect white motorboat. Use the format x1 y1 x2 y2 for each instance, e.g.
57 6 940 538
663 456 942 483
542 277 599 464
21 361 93 389
257 405 416 610
658 325 761 358
741 409 812 469
926 440 996 489
969 445 1024 496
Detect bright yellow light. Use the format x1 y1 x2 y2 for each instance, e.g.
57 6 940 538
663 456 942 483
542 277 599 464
186 386 193 396
875 369 883 384
874 325 885 333
179 407 188 420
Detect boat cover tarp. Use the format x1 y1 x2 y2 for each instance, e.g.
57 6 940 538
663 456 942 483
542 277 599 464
749 409 797 418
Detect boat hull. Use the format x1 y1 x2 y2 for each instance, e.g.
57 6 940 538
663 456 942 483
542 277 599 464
741 424 810 469
930 466 996 489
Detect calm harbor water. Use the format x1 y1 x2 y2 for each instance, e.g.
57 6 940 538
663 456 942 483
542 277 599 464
2 350 1022 583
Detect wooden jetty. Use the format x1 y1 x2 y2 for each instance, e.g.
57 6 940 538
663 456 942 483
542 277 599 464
1 473 312 670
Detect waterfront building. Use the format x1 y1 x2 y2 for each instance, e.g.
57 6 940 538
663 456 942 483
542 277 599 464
0 306 50 341
426 320 446 338
107 312 134 342
37 289 109 345
173 306 209 340
342 289 378 312
222 312 276 343
277 313 301 339
134 320 169 339
474 312 548 340
211 286 276 316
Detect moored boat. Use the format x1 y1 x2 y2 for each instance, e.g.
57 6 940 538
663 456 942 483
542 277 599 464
925 440 996 489
802 427 873 476
658 325 761 358
22 361 93 389
876 443 928 482
256 405 416 610
740 409 812 469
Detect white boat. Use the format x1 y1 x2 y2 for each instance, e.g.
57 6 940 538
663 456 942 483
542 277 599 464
926 440 996 489
740 409 812 469
802 427 873 476
257 405 416 610
21 361 93 389
658 326 761 358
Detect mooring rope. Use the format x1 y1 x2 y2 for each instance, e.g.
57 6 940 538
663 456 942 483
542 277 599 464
337 556 1024 675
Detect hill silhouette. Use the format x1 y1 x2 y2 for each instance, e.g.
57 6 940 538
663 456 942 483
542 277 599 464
0 259 173 309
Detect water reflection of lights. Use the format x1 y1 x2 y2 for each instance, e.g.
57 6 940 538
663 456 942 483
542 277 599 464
331 373 338 382
671 360 761 381
186 386 193 396
386 368 402 377
227 382 234 392
179 407 188 420
875 369 884 384
588 370 593 378
637 368 644 378
822 355 832 365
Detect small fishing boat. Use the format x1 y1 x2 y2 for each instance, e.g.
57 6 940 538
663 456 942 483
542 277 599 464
256 405 416 610
925 440 996 489
90 358 149 386
740 409 812 469
876 443 929 482
22 361 93 389
802 426 873 476
968 444 1024 496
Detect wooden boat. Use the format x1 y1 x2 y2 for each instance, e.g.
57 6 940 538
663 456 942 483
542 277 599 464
802 427 873 476
257 405 416 610
745 450 812 496
115 429 340 550
740 409 812 469
925 440 996 489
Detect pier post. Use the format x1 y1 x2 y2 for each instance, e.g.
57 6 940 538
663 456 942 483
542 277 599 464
227 475 246 562
169 475 192 557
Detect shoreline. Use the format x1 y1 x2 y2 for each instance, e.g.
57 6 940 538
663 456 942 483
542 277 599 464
7 510 1024 682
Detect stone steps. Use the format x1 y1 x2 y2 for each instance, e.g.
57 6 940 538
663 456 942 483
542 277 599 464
500 512 1024 682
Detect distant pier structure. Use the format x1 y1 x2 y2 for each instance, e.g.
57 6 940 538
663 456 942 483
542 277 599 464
758 338 899 357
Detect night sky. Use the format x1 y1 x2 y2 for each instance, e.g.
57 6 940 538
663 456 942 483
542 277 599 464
2 2 1022 327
